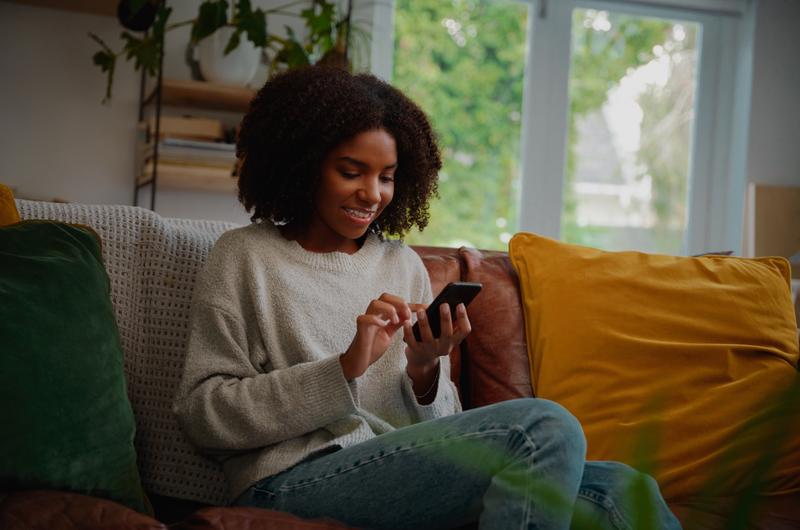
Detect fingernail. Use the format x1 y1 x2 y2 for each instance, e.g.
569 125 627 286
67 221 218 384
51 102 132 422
417 310 426 320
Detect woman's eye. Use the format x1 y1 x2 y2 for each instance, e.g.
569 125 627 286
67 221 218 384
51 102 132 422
380 175 395 183
340 171 359 178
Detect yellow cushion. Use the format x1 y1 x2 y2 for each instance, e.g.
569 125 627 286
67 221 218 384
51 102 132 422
509 232 800 503
0 183 20 226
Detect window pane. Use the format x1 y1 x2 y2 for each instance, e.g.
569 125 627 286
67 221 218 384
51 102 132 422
393 0 529 250
562 9 700 253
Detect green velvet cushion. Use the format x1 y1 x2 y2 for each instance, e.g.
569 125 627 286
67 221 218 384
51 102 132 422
0 221 150 514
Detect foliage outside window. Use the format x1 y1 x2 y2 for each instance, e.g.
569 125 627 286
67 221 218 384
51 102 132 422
563 9 698 253
393 0 528 250
393 1 698 253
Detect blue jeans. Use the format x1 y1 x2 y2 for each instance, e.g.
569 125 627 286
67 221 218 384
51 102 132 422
234 399 681 530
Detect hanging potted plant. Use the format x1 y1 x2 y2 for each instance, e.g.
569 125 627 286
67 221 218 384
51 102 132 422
90 0 362 102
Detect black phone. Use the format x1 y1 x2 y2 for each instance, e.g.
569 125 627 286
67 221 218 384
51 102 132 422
412 282 482 341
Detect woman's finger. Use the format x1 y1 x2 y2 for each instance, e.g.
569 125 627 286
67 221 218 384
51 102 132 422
402 320 418 348
378 292 413 323
452 303 472 341
439 303 454 339
366 299 401 324
415 309 435 343
354 313 388 347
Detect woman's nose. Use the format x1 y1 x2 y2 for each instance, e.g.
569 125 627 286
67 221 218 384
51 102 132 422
358 177 381 203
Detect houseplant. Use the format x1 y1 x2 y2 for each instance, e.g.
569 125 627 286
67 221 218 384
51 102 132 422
90 0 359 102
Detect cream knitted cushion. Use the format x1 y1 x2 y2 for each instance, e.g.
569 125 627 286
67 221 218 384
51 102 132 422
16 199 236 505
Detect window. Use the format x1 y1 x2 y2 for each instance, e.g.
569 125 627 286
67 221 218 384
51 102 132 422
390 0 752 254
562 10 700 253
393 0 530 250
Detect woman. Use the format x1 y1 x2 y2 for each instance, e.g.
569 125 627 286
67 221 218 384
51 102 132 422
174 65 680 530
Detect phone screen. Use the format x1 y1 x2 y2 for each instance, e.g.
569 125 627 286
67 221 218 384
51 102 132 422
412 282 482 341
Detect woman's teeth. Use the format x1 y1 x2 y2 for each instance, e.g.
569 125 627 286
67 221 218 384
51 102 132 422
344 208 374 219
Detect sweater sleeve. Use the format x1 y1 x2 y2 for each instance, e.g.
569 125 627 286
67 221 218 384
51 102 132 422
401 249 463 420
173 300 358 454
173 229 361 454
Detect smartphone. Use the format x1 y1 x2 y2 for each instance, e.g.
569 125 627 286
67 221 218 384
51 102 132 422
412 282 482 341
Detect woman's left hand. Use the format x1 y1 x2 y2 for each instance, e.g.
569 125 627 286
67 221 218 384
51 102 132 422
402 302 472 370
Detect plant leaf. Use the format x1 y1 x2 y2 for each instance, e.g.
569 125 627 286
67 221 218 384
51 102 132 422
284 43 310 68
88 32 113 54
224 28 241 54
237 5 267 48
273 28 310 69
88 32 118 103
301 1 335 44
91 50 116 103
192 0 228 43
121 31 159 75
235 0 252 18
92 50 115 72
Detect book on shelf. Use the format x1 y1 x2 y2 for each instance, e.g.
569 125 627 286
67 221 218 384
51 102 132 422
139 138 237 165
139 160 237 193
161 137 236 151
155 156 234 169
145 116 224 141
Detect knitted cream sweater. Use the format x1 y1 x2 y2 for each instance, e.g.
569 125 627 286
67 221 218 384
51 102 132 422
173 223 462 500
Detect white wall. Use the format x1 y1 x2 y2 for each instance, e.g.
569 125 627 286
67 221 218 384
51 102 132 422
1 0 798 225
746 0 800 187
0 0 307 225
0 2 140 206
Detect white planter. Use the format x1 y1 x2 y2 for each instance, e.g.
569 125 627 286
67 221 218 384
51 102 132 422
195 27 260 86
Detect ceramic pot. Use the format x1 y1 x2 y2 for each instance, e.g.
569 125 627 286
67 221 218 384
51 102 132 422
195 26 260 86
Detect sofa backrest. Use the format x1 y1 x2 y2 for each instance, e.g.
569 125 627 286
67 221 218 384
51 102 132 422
15 200 535 506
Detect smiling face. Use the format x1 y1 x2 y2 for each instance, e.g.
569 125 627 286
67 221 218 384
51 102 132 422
293 128 398 254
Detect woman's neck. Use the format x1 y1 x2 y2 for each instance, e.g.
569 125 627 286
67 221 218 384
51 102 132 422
278 224 363 255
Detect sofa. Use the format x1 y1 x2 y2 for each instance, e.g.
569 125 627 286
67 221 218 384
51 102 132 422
1 198 798 530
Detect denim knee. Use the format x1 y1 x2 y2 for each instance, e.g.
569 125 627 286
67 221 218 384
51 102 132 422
494 398 587 459
581 460 659 494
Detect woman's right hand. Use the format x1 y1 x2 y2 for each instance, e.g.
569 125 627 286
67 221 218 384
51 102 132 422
339 293 422 380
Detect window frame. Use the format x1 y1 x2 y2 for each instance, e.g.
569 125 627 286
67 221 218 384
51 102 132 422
371 0 754 254
519 0 754 254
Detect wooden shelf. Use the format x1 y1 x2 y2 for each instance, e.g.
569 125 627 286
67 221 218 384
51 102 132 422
138 163 238 194
136 78 251 205
146 78 257 113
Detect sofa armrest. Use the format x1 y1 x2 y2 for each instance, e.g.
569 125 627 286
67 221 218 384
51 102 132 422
0 490 165 530
177 506 356 530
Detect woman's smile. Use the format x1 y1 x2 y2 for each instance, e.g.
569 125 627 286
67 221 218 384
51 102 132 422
342 206 377 224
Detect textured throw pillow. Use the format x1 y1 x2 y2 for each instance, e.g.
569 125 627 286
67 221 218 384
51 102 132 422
509 232 800 504
0 221 150 514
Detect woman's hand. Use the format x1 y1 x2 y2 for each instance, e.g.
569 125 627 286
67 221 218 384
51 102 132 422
402 302 472 372
339 293 421 380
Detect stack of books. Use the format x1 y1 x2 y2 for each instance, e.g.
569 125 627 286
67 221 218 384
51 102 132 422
138 116 238 193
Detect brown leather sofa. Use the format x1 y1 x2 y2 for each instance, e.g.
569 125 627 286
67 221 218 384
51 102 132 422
2 245 798 530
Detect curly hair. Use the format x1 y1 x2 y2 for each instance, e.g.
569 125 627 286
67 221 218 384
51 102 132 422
236 65 441 238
